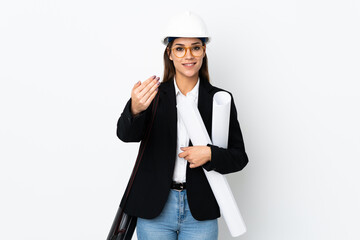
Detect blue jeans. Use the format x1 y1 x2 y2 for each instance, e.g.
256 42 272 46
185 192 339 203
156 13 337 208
136 189 218 240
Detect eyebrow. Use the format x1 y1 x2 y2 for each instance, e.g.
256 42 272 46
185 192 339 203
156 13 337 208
174 42 202 46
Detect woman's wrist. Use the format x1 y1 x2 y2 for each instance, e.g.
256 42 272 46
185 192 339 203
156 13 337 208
207 146 212 162
131 106 140 117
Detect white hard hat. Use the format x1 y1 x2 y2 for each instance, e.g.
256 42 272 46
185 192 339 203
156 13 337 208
162 11 211 45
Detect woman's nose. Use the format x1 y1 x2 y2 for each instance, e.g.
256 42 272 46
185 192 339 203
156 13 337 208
184 49 194 59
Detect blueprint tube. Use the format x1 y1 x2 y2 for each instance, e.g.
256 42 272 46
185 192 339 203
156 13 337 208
177 91 246 237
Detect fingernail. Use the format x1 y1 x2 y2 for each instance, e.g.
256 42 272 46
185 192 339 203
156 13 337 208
157 81 160 85
152 75 156 79
156 77 160 81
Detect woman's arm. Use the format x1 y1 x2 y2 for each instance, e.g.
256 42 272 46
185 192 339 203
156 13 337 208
116 76 160 142
202 94 249 174
116 98 152 142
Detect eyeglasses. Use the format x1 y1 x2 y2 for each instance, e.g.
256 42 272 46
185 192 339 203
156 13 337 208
171 45 205 58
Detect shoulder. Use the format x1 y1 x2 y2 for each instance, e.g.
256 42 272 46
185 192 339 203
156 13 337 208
207 81 234 99
206 81 239 114
157 79 173 94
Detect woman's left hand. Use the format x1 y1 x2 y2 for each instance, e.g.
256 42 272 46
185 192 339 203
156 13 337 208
179 146 211 168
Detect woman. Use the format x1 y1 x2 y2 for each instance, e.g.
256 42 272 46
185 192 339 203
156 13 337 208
116 11 248 240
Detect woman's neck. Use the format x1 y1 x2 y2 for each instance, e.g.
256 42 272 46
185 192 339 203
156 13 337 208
174 74 199 96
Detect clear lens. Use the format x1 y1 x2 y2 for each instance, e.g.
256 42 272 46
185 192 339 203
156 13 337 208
172 45 204 58
190 46 203 57
173 47 186 58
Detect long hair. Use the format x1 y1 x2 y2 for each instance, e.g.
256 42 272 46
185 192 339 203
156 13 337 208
162 40 210 83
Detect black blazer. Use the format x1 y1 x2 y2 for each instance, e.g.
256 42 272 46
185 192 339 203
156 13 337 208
117 77 248 221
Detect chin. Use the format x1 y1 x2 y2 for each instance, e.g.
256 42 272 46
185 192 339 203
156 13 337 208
183 69 201 78
182 72 198 79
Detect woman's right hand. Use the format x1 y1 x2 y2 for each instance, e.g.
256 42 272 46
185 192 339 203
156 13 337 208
130 75 160 116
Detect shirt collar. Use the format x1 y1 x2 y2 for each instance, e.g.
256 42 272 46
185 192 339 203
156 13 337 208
174 77 200 98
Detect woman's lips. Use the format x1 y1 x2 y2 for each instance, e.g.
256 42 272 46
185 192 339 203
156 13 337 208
182 63 196 67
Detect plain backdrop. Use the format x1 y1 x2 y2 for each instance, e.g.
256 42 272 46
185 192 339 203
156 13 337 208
1 0 359 239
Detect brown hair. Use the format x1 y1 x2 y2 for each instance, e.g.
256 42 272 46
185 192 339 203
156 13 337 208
162 40 210 83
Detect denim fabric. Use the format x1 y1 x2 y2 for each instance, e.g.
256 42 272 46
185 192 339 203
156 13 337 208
136 189 218 240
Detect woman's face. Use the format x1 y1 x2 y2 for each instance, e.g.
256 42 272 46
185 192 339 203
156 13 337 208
168 38 206 80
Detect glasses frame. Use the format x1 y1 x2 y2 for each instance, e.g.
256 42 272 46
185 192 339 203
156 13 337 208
171 45 206 58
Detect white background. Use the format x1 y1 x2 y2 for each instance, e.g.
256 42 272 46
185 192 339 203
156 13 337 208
1 0 359 239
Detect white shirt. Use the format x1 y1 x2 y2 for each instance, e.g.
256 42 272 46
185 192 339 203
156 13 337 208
172 77 200 183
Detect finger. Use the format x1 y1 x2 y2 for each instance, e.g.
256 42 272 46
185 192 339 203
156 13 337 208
136 75 156 93
134 75 155 94
144 87 158 107
178 151 188 158
142 79 160 103
180 147 190 151
139 77 159 98
132 81 141 91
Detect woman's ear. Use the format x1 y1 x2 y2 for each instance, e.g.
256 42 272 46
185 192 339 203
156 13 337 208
203 44 207 56
167 47 173 61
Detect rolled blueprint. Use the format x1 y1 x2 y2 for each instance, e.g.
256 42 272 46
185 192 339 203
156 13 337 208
177 91 246 237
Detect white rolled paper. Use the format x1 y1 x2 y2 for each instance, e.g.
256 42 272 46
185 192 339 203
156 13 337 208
212 92 231 148
177 91 246 237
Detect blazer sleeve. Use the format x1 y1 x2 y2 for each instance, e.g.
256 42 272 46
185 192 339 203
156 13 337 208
116 97 152 142
202 93 249 174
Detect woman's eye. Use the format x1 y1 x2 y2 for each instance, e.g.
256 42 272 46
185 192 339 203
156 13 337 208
175 47 184 52
192 46 201 51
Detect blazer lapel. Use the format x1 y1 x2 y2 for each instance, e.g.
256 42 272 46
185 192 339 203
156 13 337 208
197 77 214 142
186 78 214 146
161 79 177 147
